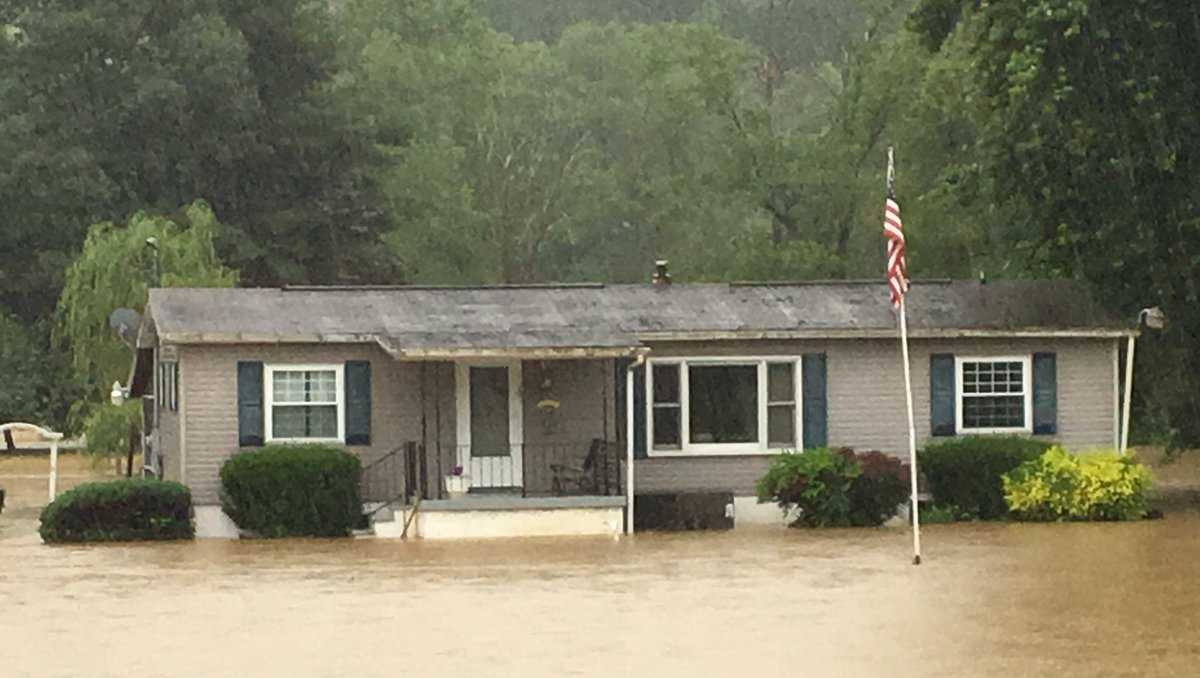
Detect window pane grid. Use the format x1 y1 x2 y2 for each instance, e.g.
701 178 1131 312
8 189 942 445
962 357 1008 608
272 370 337 404
961 359 1026 429
272 405 338 439
269 367 340 440
962 361 1024 395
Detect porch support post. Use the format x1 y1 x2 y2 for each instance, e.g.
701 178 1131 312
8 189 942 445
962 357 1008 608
625 361 636 535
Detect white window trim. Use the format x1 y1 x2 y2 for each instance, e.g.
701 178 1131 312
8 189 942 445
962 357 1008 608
264 363 345 444
954 355 1033 435
646 356 803 457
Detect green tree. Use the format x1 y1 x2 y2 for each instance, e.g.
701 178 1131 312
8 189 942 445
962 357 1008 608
82 401 142 473
335 2 784 283
0 0 393 320
56 201 237 419
0 314 78 431
938 1 1200 446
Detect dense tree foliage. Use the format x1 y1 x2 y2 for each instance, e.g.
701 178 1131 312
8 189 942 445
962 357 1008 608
2 0 1197 445
0 0 392 320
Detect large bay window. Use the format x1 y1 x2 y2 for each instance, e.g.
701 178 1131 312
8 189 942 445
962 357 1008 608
648 357 801 455
265 364 344 442
955 356 1031 433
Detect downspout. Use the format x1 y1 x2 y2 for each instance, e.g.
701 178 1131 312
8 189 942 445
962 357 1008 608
1120 332 1136 455
625 351 648 535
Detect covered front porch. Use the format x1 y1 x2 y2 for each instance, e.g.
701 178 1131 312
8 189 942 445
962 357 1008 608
358 351 637 538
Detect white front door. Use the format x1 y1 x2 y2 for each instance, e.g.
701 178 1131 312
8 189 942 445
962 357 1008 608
455 361 523 489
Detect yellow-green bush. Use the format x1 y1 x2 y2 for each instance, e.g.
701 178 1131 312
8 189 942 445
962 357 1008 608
1002 447 1151 521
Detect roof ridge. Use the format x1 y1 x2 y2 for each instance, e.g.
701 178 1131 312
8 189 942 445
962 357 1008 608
280 283 606 292
728 278 953 287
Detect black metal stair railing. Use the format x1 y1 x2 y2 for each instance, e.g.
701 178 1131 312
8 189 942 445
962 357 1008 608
359 442 419 516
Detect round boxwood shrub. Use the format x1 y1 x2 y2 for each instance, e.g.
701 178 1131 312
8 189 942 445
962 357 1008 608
219 444 362 538
757 448 909 527
1003 447 1151 521
39 479 193 543
918 436 1053 520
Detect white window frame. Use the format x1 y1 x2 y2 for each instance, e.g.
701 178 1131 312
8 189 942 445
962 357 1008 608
264 363 345 444
955 355 1033 435
646 356 803 457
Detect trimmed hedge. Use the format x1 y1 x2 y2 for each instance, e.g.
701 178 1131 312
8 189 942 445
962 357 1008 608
1003 447 1151 521
919 436 1052 520
219 444 362 538
757 448 909 527
39 479 193 543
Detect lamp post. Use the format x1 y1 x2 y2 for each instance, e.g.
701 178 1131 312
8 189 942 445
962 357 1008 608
1120 306 1165 454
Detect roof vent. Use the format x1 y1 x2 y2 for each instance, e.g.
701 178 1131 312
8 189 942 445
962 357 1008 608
652 260 671 287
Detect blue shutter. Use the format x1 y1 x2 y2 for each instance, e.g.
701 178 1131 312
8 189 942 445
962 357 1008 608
930 354 956 437
237 361 264 447
632 363 647 459
345 360 372 445
1032 352 1058 435
801 353 828 449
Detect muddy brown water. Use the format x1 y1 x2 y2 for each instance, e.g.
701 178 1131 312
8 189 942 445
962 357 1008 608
2 507 1198 677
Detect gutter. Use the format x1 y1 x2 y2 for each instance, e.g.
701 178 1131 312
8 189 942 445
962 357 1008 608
156 327 1137 351
633 328 1137 341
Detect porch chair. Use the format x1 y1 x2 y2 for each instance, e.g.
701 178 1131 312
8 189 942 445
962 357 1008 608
549 439 609 496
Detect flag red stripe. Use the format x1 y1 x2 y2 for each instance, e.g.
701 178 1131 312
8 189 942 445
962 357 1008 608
883 195 907 309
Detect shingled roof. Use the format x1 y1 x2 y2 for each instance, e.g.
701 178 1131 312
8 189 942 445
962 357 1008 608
145 279 1129 357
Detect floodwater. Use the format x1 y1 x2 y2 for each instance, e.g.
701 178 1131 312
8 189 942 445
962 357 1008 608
2 505 1199 678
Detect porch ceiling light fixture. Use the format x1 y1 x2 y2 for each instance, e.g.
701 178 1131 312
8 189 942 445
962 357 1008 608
536 365 559 413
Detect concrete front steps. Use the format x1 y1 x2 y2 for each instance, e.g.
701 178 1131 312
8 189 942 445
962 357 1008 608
366 495 626 540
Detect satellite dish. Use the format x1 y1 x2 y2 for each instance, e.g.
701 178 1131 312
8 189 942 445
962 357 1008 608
108 308 142 348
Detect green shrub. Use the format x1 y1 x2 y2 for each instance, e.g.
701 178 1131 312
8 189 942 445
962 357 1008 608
846 451 910 527
39 479 193 543
219 444 362 538
920 504 963 524
919 436 1053 520
757 448 909 527
1003 447 1151 521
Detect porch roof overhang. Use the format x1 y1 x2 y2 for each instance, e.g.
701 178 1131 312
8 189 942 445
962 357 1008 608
150 332 649 360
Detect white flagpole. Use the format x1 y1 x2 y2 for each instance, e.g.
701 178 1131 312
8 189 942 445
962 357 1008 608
899 296 922 565
888 146 921 566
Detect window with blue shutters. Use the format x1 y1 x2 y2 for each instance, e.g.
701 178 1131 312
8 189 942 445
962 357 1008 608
264 364 344 442
954 356 1033 434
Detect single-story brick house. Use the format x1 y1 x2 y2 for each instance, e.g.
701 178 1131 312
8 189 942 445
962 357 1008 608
126 273 1131 538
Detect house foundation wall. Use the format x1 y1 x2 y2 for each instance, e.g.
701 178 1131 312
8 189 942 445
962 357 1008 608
380 506 624 540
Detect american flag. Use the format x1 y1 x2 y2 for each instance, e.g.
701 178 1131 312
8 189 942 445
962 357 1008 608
883 171 908 310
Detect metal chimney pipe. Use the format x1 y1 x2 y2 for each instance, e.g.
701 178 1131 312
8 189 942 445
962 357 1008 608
652 259 671 286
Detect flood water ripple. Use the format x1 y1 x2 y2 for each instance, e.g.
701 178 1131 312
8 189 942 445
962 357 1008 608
2 508 1198 677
